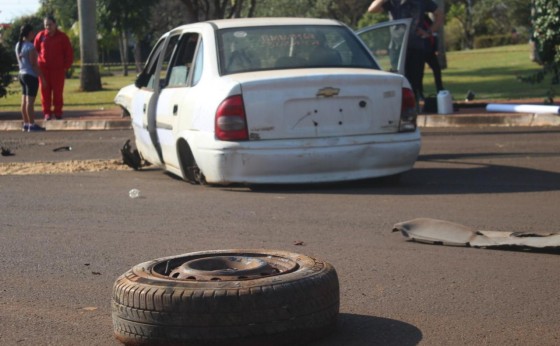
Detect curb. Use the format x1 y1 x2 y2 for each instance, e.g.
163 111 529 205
1 113 559 131
417 113 560 127
0 119 132 131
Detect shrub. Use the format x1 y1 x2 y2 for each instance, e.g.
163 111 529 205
473 33 528 49
0 44 15 98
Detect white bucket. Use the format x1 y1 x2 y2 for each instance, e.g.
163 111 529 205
437 90 453 114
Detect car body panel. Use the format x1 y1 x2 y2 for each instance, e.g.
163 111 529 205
190 130 420 184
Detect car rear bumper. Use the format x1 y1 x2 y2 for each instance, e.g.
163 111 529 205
194 131 421 184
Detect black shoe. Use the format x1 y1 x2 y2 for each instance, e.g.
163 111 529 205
28 123 46 132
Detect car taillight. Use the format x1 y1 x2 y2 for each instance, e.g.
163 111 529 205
400 87 417 132
215 95 249 141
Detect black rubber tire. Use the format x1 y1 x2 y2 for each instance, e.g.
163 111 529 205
178 141 205 185
112 249 339 346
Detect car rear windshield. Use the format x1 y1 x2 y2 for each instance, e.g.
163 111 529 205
217 25 379 75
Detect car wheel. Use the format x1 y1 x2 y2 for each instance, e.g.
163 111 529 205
178 141 206 185
112 249 339 346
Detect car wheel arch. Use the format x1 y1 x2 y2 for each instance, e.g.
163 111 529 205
177 138 206 185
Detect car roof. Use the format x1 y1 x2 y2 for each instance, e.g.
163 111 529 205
184 17 343 30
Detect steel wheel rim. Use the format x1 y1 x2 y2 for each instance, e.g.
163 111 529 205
152 253 299 281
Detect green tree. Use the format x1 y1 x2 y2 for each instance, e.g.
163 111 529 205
38 0 78 29
446 0 531 50
98 0 155 76
1 15 43 53
525 0 560 102
178 0 258 21
532 0 560 68
0 44 14 98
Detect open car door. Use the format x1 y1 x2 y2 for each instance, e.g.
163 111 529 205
356 18 412 76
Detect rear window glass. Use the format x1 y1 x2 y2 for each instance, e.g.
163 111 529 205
217 25 378 75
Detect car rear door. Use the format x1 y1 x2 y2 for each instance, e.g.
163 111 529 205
355 18 412 76
156 32 201 170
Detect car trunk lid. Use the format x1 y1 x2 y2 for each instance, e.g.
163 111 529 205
234 69 405 140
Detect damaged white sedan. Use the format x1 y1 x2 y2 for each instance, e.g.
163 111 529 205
115 18 420 185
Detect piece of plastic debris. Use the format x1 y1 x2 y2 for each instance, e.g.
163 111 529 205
129 189 141 199
53 146 72 152
1 147 14 156
393 218 560 250
121 139 142 170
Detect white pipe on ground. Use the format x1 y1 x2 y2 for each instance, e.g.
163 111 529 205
486 104 560 114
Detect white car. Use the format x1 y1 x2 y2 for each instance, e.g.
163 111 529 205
115 17 419 185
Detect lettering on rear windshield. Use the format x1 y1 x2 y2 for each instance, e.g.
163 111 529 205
259 33 321 48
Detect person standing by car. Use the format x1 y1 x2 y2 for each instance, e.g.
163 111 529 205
15 24 45 132
368 0 443 101
419 14 444 100
34 15 73 121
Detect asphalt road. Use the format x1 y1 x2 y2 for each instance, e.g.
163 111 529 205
1 127 559 345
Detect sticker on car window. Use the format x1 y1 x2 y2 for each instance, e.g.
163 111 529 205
234 31 248 38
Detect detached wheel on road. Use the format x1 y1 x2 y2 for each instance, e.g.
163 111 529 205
112 249 340 346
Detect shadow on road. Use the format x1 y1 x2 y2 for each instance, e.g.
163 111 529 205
310 313 422 346
237 151 560 195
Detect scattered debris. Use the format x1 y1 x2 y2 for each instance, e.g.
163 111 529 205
465 90 475 101
53 146 72 152
82 307 98 311
0 160 129 176
129 189 141 199
393 218 560 250
1 147 14 156
121 139 142 170
293 241 305 246
92 271 101 275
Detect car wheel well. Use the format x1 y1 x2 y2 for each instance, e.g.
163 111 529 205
177 139 206 185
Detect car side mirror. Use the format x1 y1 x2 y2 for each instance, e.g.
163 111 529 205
135 72 150 88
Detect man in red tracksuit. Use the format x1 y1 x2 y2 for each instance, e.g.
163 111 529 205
34 15 73 120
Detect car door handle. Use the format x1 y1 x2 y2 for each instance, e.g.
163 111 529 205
173 105 178 115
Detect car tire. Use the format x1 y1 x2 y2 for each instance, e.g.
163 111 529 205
178 141 205 185
112 249 340 346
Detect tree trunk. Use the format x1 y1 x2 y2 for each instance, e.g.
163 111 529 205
133 34 143 73
77 0 101 91
119 32 129 77
465 0 474 49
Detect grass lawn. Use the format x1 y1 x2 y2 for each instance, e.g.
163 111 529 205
424 44 555 102
0 44 556 113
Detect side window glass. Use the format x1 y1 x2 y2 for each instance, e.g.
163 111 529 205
159 34 180 88
167 33 200 87
192 40 204 85
137 39 165 89
356 19 411 75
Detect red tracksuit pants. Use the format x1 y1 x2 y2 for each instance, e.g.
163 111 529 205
39 68 66 117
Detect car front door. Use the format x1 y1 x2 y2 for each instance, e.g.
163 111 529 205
356 18 412 76
130 33 179 165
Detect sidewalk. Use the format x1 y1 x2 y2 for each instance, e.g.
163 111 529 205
0 107 131 131
0 102 559 131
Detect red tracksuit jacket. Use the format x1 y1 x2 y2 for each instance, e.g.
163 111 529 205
34 29 73 71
